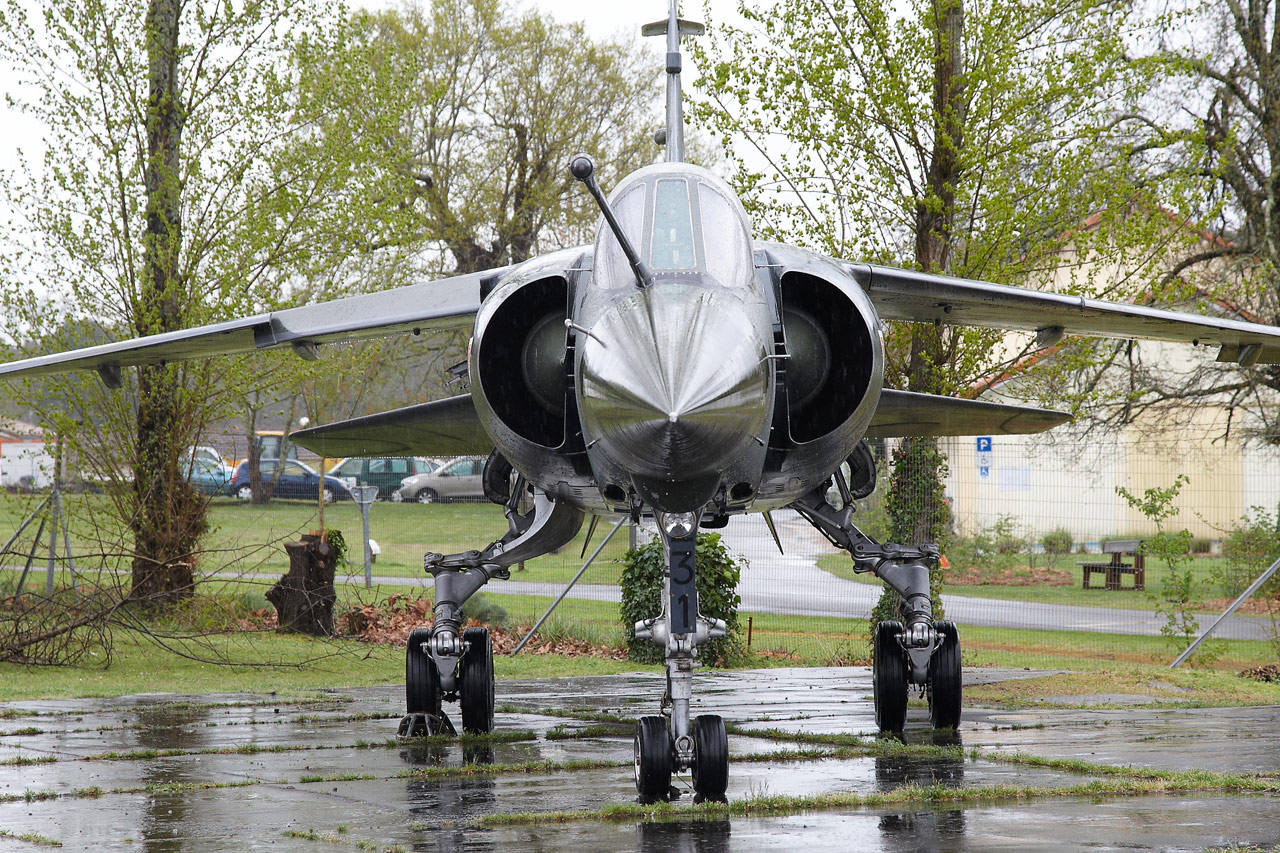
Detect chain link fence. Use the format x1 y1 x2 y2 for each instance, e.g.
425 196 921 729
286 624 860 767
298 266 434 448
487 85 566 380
3 429 1278 670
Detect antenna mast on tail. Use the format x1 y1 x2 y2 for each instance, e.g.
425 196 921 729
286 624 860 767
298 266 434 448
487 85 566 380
642 1 704 163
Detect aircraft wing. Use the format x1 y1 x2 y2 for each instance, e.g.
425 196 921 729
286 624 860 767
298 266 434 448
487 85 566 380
0 266 505 382
289 394 494 458
865 390 1072 438
852 263 1280 365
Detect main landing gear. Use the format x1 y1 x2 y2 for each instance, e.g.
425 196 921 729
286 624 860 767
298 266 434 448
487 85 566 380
792 469 962 734
398 465 584 739
632 514 730 802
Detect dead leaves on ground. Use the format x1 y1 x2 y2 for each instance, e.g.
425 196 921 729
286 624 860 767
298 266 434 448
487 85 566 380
338 594 626 659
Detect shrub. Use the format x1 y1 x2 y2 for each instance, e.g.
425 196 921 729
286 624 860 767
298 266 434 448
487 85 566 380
1040 527 1074 556
620 532 745 666
1190 536 1214 555
1213 508 1280 600
462 592 508 629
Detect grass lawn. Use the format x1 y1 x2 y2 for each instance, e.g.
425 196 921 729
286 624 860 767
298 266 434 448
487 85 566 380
0 493 631 586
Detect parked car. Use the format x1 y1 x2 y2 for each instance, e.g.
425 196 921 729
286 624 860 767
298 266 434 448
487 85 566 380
395 456 487 504
228 458 351 503
186 445 225 467
328 456 440 500
186 457 234 495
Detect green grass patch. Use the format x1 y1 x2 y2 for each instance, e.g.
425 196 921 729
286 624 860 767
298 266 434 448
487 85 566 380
475 768 1280 827
396 757 629 779
0 828 62 847
0 755 56 766
544 722 634 740
298 772 377 784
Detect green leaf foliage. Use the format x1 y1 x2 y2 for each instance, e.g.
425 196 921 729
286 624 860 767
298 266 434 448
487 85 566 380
619 532 746 667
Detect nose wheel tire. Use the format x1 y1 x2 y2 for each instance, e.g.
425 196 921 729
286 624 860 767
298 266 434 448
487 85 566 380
405 627 441 716
927 620 963 730
691 714 729 801
459 626 495 734
873 620 908 733
634 715 672 799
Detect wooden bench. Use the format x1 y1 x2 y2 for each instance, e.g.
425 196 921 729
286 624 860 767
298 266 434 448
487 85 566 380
1080 539 1145 591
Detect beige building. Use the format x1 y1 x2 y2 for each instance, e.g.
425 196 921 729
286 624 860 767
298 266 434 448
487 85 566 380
939 213 1279 543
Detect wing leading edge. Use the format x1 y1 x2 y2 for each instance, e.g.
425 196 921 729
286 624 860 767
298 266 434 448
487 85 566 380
853 263 1280 365
866 390 1072 438
289 394 494 459
0 266 507 381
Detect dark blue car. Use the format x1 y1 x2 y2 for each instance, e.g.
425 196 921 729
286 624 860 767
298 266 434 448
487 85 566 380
228 459 351 503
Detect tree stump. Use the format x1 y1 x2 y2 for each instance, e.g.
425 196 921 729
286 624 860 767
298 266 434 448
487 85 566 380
267 533 336 636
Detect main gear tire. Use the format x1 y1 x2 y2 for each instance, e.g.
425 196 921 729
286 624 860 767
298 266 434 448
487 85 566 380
873 620 908 733
928 620 963 731
459 626 495 734
406 627 441 716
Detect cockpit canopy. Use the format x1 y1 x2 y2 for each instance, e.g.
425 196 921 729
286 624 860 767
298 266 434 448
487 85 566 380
593 163 754 290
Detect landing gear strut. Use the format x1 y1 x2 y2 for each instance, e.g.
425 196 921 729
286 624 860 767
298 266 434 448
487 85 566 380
792 480 963 733
398 476 583 739
632 515 730 801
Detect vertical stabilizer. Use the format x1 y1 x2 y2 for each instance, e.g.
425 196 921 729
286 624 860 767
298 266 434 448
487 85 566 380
642 2 704 163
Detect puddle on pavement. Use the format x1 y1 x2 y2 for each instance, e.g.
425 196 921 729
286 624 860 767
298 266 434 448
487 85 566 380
2 667 1278 852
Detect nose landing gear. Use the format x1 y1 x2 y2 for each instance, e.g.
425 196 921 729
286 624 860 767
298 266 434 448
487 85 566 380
631 518 731 801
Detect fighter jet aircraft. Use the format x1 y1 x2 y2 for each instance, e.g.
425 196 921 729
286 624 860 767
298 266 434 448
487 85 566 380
4 0 1280 801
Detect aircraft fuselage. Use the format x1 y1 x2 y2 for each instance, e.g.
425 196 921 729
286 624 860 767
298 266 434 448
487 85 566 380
468 162 885 518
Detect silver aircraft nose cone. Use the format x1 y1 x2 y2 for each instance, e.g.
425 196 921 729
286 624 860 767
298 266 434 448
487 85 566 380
578 286 771 481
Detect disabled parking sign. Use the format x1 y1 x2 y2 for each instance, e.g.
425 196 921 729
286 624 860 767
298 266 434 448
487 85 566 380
976 436 992 478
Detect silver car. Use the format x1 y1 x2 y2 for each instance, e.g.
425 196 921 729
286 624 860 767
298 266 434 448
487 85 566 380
395 456 487 504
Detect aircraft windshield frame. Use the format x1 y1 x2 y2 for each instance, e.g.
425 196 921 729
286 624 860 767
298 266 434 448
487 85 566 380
593 170 753 290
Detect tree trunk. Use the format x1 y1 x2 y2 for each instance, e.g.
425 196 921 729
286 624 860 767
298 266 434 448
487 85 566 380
131 0 205 603
267 534 337 636
879 0 966 623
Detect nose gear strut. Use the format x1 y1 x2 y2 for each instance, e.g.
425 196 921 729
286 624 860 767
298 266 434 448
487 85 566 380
632 514 730 801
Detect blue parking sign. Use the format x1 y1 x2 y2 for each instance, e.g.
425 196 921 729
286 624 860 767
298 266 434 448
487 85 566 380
976 436 992 453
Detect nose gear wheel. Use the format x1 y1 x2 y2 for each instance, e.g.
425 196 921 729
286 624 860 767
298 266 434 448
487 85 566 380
634 715 673 799
691 714 729 801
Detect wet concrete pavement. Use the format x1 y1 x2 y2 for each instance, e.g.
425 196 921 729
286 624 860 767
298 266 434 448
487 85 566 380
2 667 1279 851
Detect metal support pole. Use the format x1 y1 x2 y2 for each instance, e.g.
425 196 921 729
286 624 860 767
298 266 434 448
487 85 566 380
0 495 49 560
362 504 372 589
1170 554 1280 668
15 516 47 597
63 510 75 591
350 485 378 590
46 484 59 596
510 516 626 655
